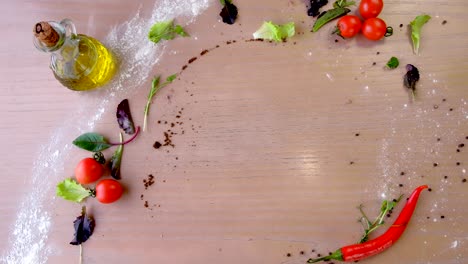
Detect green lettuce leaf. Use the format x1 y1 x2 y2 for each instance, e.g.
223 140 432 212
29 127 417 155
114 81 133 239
253 21 295 42
410 14 431 54
56 179 91 203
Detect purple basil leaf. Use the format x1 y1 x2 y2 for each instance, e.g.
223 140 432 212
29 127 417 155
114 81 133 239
220 1 238 25
70 206 95 245
117 99 135 135
403 64 420 91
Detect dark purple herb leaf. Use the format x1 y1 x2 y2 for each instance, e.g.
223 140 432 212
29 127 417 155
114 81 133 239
404 64 420 101
308 0 328 17
116 99 135 135
220 0 238 25
73 133 111 152
109 133 123 180
403 64 420 91
70 206 95 245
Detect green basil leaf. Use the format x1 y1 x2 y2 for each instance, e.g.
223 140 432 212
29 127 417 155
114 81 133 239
312 7 350 32
148 20 175 43
386 57 399 69
72 132 112 152
333 0 355 8
148 20 189 43
174 25 189 37
56 179 91 203
166 74 177 82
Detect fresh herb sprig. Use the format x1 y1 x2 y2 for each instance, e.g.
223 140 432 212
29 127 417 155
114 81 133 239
358 195 403 243
143 74 177 131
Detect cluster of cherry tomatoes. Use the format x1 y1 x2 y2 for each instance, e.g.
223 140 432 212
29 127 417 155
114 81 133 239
75 157 123 204
336 0 390 41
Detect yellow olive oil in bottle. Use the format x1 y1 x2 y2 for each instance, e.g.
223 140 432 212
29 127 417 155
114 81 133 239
33 19 116 91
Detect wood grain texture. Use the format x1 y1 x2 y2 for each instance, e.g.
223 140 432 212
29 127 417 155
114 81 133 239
1 0 467 263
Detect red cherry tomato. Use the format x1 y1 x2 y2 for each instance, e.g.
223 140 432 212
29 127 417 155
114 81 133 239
359 0 384 19
95 179 123 204
362 18 387 41
75 157 104 184
337 15 362 38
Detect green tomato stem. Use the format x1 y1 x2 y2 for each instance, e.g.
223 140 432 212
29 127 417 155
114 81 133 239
385 26 394 37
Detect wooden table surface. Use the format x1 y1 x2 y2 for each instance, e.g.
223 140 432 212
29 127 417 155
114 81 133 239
1 0 467 263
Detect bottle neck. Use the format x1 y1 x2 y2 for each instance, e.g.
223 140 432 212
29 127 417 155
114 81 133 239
33 20 75 53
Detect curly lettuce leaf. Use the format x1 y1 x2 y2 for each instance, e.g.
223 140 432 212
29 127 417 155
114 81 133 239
410 14 431 54
56 179 91 203
253 21 295 42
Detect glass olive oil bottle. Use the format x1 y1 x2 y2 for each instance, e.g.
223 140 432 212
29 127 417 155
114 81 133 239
33 19 116 91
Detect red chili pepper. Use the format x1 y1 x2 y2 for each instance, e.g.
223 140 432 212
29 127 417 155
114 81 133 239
308 185 428 263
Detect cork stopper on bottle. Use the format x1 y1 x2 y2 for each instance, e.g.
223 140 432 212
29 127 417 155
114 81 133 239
34 22 60 47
